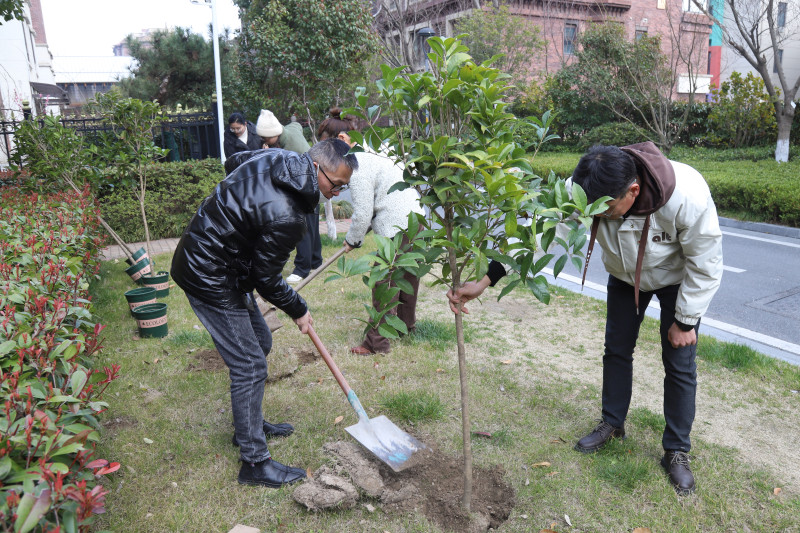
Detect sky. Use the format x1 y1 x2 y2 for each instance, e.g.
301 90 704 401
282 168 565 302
39 0 242 57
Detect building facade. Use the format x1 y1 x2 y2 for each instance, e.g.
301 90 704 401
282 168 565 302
374 0 713 97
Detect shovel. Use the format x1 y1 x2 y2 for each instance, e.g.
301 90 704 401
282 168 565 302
306 324 427 472
257 247 347 331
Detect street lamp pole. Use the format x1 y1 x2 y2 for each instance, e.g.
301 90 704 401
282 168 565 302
191 0 226 163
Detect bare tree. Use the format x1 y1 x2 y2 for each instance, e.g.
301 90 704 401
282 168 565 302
701 0 800 162
372 0 477 69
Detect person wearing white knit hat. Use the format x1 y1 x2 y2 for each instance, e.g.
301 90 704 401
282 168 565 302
255 109 284 145
255 109 319 284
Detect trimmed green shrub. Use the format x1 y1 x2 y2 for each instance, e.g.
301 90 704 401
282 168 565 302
98 158 224 242
578 122 651 150
529 152 582 180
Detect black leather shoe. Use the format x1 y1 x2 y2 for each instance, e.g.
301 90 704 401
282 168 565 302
237 458 306 488
232 420 295 447
661 451 695 495
574 420 625 453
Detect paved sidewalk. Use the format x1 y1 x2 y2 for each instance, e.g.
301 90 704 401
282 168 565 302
101 219 352 261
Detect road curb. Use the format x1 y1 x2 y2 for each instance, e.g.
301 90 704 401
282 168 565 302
718 216 800 240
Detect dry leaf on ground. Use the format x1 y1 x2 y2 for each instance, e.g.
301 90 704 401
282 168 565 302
334 416 344 425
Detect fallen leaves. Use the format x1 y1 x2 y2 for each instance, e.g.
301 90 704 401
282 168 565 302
564 514 572 526
532 462 551 468
632 528 652 533
774 487 782 495
143 438 154 445
501 360 512 365
333 415 344 425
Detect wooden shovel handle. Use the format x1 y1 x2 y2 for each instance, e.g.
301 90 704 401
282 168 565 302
306 324 352 397
294 246 347 292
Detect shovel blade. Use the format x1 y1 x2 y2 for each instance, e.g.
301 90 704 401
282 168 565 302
346 415 426 472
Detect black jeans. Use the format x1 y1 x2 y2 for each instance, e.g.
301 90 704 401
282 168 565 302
187 293 273 463
602 275 699 452
292 206 322 278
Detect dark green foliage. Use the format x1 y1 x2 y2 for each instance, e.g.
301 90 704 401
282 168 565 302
578 122 651 151
98 159 224 242
119 27 235 110
0 0 23 23
233 0 379 121
673 101 713 146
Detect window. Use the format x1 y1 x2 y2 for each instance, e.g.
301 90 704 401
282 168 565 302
682 0 707 13
778 2 787 28
635 29 648 41
774 49 784 73
564 23 577 55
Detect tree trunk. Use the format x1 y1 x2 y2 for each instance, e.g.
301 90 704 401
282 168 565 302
446 217 472 511
775 109 793 163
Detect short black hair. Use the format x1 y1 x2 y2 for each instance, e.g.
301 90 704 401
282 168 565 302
571 145 637 202
228 112 247 125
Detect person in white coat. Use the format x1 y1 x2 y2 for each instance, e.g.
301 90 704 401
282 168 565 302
317 112 425 354
447 142 723 495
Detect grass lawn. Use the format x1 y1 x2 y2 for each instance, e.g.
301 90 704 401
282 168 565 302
90 237 800 532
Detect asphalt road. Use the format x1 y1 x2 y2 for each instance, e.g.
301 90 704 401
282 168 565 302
544 218 800 365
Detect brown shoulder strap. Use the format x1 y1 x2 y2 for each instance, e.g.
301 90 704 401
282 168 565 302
633 216 651 314
581 217 601 291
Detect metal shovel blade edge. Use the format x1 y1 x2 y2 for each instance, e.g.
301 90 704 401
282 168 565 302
345 415 427 472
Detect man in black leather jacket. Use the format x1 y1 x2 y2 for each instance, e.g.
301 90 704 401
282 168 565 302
171 139 356 488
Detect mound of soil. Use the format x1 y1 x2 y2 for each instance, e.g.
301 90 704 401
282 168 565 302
294 440 515 533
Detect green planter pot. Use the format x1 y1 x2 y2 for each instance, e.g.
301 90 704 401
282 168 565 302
125 247 149 266
125 257 152 284
131 303 168 338
124 287 157 316
142 270 170 298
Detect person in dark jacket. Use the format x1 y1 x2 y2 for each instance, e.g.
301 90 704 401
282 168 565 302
171 139 357 488
223 112 262 158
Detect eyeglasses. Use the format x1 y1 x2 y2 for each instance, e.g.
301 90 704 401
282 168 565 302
317 163 349 192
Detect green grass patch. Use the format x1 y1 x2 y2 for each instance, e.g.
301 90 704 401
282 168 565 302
402 318 473 350
379 390 446 424
628 407 666 433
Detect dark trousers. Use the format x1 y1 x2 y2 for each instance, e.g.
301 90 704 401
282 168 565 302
292 207 322 278
602 275 699 452
186 293 273 463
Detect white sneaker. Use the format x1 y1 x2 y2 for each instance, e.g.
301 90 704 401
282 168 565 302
286 274 304 284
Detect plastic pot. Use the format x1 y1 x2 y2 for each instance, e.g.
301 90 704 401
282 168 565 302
131 303 168 338
142 270 170 298
125 257 152 284
124 287 157 316
125 247 149 266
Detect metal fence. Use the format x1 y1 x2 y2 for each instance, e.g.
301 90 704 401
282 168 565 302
0 111 221 167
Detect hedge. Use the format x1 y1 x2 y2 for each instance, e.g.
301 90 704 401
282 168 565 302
98 158 224 243
0 186 120 531
529 150 800 227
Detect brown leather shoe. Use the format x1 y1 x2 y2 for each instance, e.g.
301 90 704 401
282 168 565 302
574 420 625 453
350 345 374 355
661 451 695 495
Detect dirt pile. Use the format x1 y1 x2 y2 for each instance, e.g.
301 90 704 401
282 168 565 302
293 440 515 533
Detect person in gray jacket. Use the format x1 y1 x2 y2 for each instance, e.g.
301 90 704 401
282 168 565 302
447 142 723 495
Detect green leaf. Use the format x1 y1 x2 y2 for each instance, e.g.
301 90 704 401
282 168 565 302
384 314 408 335
553 255 568 278
0 340 17 355
16 489 51 533
69 370 88 396
378 322 400 340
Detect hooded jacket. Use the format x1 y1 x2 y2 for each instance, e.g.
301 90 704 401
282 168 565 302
171 148 319 317
585 142 723 326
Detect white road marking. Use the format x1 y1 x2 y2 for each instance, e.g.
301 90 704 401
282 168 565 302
722 230 800 249
723 265 745 273
545 267 800 357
